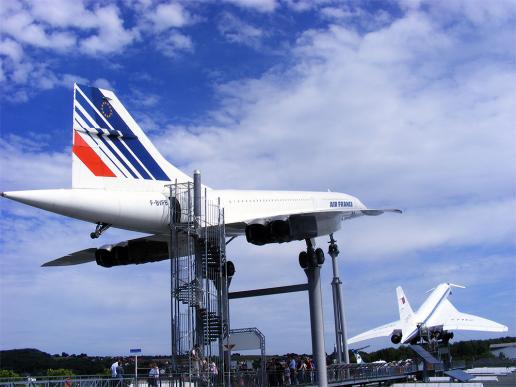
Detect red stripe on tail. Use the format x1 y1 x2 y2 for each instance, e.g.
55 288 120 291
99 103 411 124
72 131 116 177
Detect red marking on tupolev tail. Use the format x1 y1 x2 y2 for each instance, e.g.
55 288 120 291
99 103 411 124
72 131 116 177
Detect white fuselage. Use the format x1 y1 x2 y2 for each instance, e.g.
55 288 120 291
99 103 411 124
2 188 366 236
401 284 451 343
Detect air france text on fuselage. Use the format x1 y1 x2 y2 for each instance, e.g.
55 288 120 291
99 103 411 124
330 201 353 208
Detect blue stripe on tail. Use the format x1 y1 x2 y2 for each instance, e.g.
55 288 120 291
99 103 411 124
76 84 170 181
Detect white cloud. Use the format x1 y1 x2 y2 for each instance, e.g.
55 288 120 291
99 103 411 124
153 11 515 211
29 0 98 29
79 5 138 55
0 1 199 99
217 12 265 47
223 0 278 13
2 14 75 50
147 2 191 32
0 135 70 190
0 38 23 62
320 6 356 20
156 31 194 58
93 78 114 90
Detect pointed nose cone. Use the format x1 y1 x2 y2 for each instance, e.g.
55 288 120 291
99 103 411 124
1 189 66 212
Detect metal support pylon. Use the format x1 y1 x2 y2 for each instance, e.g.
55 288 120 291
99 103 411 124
301 238 328 386
328 234 349 364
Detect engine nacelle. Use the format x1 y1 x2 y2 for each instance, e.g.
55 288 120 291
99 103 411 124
442 331 454 343
430 326 444 340
245 215 318 246
391 329 403 344
95 239 169 268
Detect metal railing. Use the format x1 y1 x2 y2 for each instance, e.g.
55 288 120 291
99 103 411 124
0 364 418 387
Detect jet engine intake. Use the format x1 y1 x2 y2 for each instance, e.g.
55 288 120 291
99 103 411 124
391 329 403 344
430 326 444 340
245 215 318 246
95 239 169 267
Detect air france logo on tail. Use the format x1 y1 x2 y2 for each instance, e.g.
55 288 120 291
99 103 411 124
72 83 170 181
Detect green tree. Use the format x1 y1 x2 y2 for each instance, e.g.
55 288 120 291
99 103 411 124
0 370 20 378
46 369 74 377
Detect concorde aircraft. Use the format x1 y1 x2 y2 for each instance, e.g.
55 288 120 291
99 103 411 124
1 84 401 268
348 283 508 345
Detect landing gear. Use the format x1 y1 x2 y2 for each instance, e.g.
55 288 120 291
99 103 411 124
299 239 325 268
328 233 339 258
90 222 111 239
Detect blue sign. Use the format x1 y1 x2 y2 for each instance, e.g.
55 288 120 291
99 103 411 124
130 348 142 354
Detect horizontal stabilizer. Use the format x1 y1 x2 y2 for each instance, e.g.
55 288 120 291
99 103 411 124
42 248 97 266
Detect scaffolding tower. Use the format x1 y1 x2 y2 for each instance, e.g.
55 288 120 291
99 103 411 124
168 172 230 385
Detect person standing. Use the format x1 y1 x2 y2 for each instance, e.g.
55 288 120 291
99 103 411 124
111 360 120 378
298 358 307 384
288 357 297 385
209 362 218 386
191 344 201 378
116 361 124 385
148 363 159 387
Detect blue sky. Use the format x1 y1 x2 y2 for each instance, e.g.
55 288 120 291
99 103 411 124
1 0 515 356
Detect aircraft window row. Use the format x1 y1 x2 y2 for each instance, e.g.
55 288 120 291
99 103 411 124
228 198 307 204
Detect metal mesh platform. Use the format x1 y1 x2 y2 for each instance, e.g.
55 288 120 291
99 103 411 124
445 369 475 382
410 344 443 365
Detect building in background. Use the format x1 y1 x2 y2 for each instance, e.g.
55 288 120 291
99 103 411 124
490 343 516 360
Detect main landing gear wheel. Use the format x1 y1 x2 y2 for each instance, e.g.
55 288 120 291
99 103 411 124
315 247 325 265
299 251 309 269
299 239 325 269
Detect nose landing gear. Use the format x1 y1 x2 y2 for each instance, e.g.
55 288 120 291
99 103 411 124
90 222 111 239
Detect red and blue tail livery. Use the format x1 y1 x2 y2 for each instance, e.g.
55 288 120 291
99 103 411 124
72 83 188 189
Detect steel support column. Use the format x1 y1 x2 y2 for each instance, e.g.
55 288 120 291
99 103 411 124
302 239 328 387
328 234 349 364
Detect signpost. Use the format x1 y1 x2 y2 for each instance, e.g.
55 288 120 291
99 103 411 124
130 349 142 382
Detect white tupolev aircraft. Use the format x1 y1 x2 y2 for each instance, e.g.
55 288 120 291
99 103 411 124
1 84 401 268
350 345 387 365
348 283 508 346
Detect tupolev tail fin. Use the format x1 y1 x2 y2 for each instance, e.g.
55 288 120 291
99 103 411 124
72 83 190 189
396 286 414 324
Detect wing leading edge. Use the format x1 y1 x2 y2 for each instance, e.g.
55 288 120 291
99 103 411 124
347 320 401 344
428 299 508 332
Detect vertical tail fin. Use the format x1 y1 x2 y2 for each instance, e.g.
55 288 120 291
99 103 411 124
351 350 364 364
72 83 190 189
396 286 414 323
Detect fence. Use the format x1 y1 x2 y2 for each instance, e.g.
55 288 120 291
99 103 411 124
0 363 418 387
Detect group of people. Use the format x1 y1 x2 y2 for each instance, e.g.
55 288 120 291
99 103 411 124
191 344 219 383
267 356 315 386
110 359 125 384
